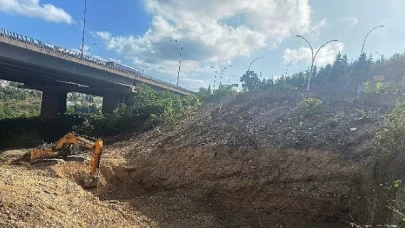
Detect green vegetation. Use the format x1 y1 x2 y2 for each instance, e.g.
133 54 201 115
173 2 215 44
196 84 238 103
373 103 405 160
327 117 338 128
233 52 405 93
357 108 366 119
74 85 200 137
240 71 261 91
0 87 41 119
0 115 85 149
371 103 405 225
297 98 324 117
364 81 384 94
0 84 200 148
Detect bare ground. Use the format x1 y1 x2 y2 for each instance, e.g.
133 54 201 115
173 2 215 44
0 93 393 227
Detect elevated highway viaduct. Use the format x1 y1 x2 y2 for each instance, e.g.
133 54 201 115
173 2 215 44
0 32 192 119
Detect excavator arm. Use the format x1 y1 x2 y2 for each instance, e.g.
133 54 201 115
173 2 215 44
75 136 103 176
76 137 104 188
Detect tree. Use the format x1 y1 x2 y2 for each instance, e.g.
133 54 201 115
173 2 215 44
240 70 261 91
332 52 345 79
353 53 369 72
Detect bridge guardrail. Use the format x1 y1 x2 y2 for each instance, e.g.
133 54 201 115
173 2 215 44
0 28 193 94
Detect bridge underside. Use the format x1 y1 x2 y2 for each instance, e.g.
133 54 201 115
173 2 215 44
0 55 132 118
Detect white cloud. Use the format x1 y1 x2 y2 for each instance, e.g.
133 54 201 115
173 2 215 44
92 0 324 80
0 0 73 24
90 31 111 40
282 42 345 67
339 16 359 26
309 19 327 41
179 78 209 91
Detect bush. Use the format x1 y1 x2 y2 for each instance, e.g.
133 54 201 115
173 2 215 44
371 103 405 225
196 84 238 104
357 109 365 119
297 98 324 117
0 115 85 149
327 117 338 128
364 81 384 94
74 85 201 137
373 103 405 160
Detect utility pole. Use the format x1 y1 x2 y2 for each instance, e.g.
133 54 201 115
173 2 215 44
80 0 87 59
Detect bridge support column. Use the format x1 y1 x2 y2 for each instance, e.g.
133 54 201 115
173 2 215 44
40 91 67 119
102 93 125 114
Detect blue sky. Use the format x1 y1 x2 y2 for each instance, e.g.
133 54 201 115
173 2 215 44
1 0 405 91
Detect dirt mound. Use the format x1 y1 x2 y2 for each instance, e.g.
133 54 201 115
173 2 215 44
95 92 394 226
100 145 373 227
0 150 155 228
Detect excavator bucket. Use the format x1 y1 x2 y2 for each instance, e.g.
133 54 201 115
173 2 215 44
83 176 99 189
73 172 99 189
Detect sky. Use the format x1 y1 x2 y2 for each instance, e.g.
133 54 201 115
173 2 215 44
1 0 405 91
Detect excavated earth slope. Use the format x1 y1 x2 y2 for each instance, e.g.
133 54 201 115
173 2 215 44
99 91 392 227
0 91 395 227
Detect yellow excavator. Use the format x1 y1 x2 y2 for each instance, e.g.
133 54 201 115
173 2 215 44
17 132 103 188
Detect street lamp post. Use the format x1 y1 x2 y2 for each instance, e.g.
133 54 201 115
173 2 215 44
80 0 87 59
228 75 237 84
285 58 297 77
361 25 385 54
247 56 264 72
220 64 233 85
210 66 218 90
296 35 338 90
375 51 384 61
88 43 96 53
143 66 149 74
174 40 183 87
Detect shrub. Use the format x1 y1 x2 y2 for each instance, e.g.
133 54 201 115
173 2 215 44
74 85 201 137
357 109 365 119
373 103 405 160
297 98 324 117
364 81 384 94
327 117 338 128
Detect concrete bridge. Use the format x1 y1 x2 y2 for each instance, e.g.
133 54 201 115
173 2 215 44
0 29 192 119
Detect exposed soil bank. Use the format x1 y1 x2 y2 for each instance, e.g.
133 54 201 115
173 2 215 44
97 146 374 227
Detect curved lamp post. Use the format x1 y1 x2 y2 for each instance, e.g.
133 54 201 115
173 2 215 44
88 43 96 53
227 74 237 84
142 66 149 74
296 35 338 90
285 58 297 77
174 40 183 87
361 25 385 54
220 64 233 85
210 66 218 90
375 51 384 61
247 56 264 72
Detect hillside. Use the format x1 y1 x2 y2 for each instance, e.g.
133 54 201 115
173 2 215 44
95 91 397 227
1 90 404 227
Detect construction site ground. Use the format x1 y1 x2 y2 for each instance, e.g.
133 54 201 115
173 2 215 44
0 92 395 227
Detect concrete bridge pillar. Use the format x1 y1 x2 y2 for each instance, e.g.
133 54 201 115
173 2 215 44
40 91 67 119
102 93 125 114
